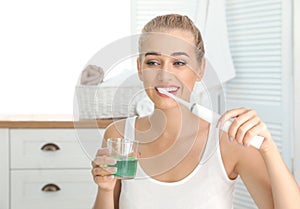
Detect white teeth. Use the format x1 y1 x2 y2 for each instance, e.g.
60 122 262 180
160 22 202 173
157 87 178 93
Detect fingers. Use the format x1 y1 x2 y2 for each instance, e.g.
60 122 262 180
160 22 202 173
92 166 117 177
91 147 116 174
93 156 116 167
92 168 117 186
92 166 117 180
243 122 267 147
91 148 118 185
218 107 249 127
233 117 260 146
96 147 110 156
219 108 269 147
91 148 116 167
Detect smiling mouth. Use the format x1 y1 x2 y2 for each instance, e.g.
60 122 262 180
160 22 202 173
155 86 180 97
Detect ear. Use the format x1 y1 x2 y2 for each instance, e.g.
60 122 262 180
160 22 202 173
137 58 143 81
196 57 206 82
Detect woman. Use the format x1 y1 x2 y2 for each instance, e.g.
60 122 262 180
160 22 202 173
91 14 300 209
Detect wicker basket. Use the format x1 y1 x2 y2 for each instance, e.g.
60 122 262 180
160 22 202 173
75 85 147 119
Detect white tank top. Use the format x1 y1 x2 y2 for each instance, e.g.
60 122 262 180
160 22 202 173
119 116 236 209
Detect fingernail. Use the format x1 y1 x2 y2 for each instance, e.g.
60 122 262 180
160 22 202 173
107 158 116 165
106 167 117 173
107 175 114 180
229 137 233 142
106 157 117 165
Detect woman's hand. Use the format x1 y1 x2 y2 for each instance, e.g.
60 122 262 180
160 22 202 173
91 148 118 192
218 107 277 154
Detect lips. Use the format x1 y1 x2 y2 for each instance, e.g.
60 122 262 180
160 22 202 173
155 85 180 97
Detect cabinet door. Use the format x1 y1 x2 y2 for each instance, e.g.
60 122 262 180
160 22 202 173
10 129 104 169
0 129 9 209
11 170 97 209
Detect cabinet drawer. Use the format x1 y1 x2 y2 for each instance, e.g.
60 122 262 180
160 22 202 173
10 129 104 169
11 169 97 209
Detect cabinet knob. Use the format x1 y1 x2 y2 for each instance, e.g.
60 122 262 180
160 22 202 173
41 183 61 192
41 143 60 151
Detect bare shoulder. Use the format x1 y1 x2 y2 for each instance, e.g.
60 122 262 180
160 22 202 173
219 132 273 207
219 130 265 179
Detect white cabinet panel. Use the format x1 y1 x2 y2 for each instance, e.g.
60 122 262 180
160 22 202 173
3 126 106 209
10 129 100 169
0 129 9 209
11 170 97 209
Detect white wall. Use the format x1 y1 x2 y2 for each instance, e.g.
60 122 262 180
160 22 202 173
293 0 300 184
0 0 131 114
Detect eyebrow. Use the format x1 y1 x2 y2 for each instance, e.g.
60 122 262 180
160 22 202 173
145 52 161 56
171 52 190 58
144 51 190 58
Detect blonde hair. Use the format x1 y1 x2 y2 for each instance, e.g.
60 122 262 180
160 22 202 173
139 14 205 61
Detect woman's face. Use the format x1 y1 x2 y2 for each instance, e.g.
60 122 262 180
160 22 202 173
137 30 205 109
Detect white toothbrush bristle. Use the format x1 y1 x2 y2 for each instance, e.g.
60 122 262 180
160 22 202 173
157 88 168 94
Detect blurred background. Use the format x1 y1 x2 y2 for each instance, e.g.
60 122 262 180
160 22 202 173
0 0 299 208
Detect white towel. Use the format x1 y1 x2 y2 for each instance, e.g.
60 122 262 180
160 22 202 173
194 0 235 86
80 65 104 85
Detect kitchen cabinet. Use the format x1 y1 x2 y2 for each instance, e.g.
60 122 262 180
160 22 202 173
0 115 113 209
0 129 9 209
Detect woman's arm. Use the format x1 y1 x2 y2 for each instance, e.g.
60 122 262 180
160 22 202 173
219 108 300 209
261 141 300 209
93 180 121 209
92 120 126 209
222 135 274 208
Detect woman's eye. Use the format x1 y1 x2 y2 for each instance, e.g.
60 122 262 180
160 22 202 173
146 61 159 66
174 61 186 66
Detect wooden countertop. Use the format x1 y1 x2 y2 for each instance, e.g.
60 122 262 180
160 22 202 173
0 115 121 128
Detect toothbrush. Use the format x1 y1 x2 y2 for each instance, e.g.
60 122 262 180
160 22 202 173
157 88 264 149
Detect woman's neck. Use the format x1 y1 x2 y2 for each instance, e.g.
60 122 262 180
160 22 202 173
136 105 200 144
136 105 209 178
152 104 198 132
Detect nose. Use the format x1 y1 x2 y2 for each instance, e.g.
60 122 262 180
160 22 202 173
157 63 173 81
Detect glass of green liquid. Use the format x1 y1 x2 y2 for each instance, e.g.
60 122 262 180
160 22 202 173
107 138 139 179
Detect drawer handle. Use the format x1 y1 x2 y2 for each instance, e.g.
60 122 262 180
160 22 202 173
41 183 61 192
41 143 60 151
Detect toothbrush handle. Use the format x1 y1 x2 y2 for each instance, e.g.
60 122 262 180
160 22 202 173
190 104 264 149
221 121 264 149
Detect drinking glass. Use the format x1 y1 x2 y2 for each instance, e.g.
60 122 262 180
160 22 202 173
107 138 139 179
